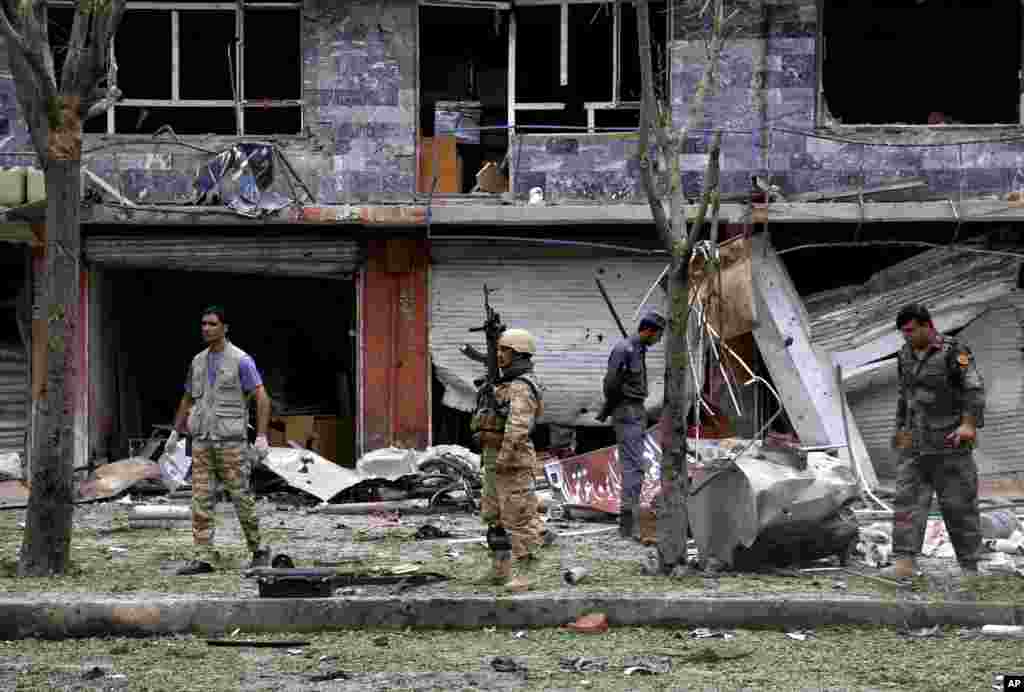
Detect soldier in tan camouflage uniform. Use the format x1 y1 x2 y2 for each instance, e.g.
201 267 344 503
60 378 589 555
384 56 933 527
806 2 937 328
472 328 546 591
884 303 986 580
170 306 272 576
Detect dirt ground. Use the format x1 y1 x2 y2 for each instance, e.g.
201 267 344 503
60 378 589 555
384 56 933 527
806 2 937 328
1 496 1022 604
2 624 1023 691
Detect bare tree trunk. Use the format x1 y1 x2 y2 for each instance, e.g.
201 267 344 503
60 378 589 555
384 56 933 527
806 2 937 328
636 0 728 572
19 106 83 576
2 0 124 576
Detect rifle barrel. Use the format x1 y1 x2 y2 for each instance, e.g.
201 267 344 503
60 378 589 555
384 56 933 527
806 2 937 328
595 277 629 339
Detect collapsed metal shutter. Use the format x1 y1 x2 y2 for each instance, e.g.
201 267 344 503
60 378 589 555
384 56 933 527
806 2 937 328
429 239 670 427
957 299 1024 477
84 234 361 278
0 345 27 457
845 360 901 477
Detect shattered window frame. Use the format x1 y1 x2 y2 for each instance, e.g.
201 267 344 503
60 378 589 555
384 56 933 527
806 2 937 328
53 0 304 136
508 0 668 134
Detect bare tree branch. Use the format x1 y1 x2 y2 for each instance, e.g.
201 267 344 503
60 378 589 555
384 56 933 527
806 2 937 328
0 1 57 103
6 43 48 162
687 130 721 249
637 0 675 250
66 4 127 115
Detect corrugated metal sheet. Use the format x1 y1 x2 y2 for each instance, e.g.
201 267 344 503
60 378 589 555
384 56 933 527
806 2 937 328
0 345 27 457
957 299 1024 477
430 240 670 426
844 359 901 477
805 248 1021 366
844 300 1024 479
84 235 361 278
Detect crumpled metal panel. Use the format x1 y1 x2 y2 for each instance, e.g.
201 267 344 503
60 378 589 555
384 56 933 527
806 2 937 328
262 447 363 503
429 242 670 426
84 235 360 278
688 448 860 566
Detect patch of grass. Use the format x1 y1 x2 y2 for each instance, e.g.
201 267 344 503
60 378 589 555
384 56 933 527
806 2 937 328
1 626 1020 691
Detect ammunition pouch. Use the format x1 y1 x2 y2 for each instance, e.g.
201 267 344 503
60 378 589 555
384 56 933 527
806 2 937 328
486 526 511 553
471 384 508 450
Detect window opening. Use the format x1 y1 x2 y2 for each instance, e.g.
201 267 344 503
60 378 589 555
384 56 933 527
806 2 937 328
419 4 510 193
821 0 1022 125
49 0 302 135
510 0 666 134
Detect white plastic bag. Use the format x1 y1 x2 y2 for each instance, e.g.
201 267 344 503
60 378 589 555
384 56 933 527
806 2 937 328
158 438 191 492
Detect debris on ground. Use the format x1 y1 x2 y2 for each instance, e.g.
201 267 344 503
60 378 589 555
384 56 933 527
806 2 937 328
690 627 736 640
979 625 1024 639
565 612 609 634
784 629 815 641
563 567 588 585
414 523 452 540
899 625 943 639
559 656 609 674
622 655 672 675
489 656 527 674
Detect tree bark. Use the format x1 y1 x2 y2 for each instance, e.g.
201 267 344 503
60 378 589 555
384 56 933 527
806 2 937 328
18 149 82 578
636 0 729 573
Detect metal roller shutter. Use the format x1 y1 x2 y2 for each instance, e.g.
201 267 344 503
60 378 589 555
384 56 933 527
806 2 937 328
84 234 361 279
429 239 670 427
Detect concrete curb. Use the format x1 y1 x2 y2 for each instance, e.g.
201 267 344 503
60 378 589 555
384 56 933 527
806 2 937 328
1 593 1023 639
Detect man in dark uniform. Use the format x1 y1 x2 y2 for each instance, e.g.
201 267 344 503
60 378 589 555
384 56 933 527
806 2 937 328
884 303 986 580
597 310 665 539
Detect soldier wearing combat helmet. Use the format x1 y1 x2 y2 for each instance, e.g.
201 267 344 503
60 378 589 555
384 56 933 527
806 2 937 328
884 303 986 580
471 328 547 592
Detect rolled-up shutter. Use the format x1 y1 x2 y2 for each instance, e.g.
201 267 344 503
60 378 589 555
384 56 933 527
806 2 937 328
0 345 27 457
84 234 361 279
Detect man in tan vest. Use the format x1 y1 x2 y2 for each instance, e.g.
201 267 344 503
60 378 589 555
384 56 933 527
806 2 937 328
169 306 271 575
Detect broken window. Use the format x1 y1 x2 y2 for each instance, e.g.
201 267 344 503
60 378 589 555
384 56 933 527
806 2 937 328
48 0 302 136
821 0 1022 125
419 1 510 193
511 0 667 133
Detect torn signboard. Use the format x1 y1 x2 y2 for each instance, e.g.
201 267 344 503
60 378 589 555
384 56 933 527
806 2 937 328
194 143 292 218
544 420 695 516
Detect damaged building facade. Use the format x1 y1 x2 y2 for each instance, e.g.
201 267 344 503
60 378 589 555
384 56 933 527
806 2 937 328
0 0 1022 495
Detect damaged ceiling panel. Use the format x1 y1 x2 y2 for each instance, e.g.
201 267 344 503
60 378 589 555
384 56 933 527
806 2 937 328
430 240 669 426
804 247 1021 369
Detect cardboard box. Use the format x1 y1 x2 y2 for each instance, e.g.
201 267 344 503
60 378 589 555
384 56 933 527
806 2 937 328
269 415 350 466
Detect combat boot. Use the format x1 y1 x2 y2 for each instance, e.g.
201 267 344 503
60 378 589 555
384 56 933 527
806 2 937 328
878 557 915 581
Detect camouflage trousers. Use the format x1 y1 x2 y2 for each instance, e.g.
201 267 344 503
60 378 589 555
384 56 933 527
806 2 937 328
191 442 261 559
892 450 981 566
480 448 544 560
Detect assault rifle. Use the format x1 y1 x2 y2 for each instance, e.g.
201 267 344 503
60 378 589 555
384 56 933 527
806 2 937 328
462 285 506 388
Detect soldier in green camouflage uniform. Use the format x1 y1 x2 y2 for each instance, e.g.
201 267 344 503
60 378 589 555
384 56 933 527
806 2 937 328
885 303 985 580
472 328 546 591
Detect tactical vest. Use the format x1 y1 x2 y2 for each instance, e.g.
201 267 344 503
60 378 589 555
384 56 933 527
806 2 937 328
898 337 982 432
187 343 250 442
471 374 543 450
